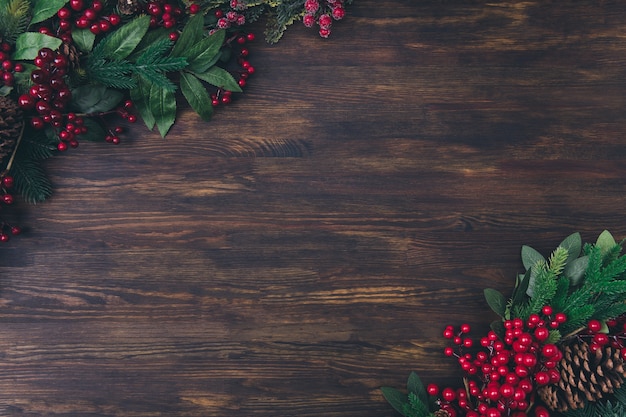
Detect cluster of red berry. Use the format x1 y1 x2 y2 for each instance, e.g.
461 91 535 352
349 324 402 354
430 306 566 417
15 47 87 151
211 32 255 107
0 42 24 88
302 0 347 38
583 317 626 358
145 0 184 37
0 174 22 242
52 0 122 38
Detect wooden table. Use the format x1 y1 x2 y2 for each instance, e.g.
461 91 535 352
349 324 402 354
2 1 626 415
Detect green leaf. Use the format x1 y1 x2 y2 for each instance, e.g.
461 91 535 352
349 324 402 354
180 72 213 121
149 83 176 137
406 372 428 405
170 13 205 58
484 288 507 318
71 85 124 114
490 320 505 340
512 270 531 307
30 0 66 24
596 230 617 256
560 232 582 265
130 76 155 130
79 117 107 141
564 255 589 286
381 386 409 417
72 28 96 53
12 32 62 60
99 14 151 60
192 66 242 93
186 29 225 73
521 245 545 271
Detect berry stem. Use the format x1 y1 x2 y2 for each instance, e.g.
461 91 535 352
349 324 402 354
1 121 25 177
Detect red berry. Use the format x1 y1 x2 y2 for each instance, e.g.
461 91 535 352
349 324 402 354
593 333 609 346
189 4 200 14
534 371 550 386
2 175 14 188
10 226 21 236
109 14 121 25
542 343 558 358
555 312 567 323
542 305 553 316
2 194 13 204
83 8 97 20
0 233 10 242
70 0 84 11
246 33 255 41
442 387 456 402
534 327 549 342
444 347 454 356
57 142 68 151
588 319 602 333
18 94 35 109
460 323 471 334
426 383 439 396
58 7 72 19
31 117 45 129
169 32 179 41
535 405 550 417
99 19 111 32
92 0 103 12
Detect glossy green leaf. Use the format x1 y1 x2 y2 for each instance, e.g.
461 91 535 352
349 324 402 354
512 270 531 307
99 14 151 60
192 66 242 93
71 85 124 114
72 28 96 53
559 232 582 265
596 230 616 256
186 30 225 73
521 245 545 271
130 77 155 130
149 83 176 137
180 72 213 121
484 288 507 318
380 386 408 417
406 372 427 405
12 32 62 60
170 13 205 58
30 0 66 24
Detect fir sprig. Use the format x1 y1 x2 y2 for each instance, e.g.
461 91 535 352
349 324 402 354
0 0 31 44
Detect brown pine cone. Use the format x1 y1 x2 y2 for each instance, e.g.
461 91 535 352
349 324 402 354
0 95 24 165
537 339 626 412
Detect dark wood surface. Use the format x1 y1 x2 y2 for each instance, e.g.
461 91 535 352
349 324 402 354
2 1 626 415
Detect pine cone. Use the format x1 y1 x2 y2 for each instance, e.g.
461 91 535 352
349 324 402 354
537 339 626 412
434 410 450 417
59 42 81 71
0 96 24 165
117 0 140 15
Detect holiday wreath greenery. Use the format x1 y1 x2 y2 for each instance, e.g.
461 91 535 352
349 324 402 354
383 230 626 417
0 0 351 239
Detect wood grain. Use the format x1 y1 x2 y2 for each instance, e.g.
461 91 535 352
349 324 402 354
2 1 626 415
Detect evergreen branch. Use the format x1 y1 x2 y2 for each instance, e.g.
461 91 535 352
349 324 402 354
525 262 558 317
0 0 31 44
9 156 53 204
135 38 176 65
86 58 136 89
17 129 57 161
548 246 569 276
